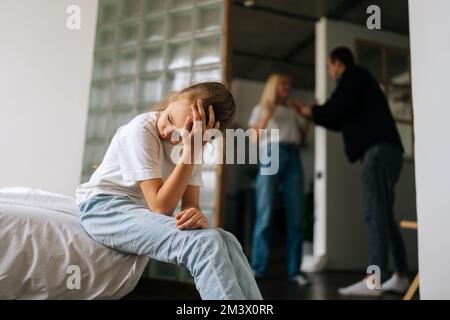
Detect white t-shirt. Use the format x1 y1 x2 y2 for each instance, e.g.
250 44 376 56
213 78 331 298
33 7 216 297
248 104 305 146
75 111 203 206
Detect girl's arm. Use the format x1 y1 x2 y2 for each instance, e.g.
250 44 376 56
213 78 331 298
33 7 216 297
181 185 200 210
141 163 208 229
176 185 208 229
140 158 195 216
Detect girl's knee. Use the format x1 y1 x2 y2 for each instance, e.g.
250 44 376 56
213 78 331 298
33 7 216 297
192 228 225 250
216 228 243 250
199 228 221 240
217 228 235 241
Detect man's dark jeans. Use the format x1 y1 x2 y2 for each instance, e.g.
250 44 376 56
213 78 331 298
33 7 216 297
362 143 408 280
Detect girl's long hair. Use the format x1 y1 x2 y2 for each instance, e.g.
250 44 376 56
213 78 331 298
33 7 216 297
150 82 236 132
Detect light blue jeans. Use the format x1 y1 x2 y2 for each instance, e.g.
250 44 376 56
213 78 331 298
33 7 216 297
78 194 262 300
251 143 305 278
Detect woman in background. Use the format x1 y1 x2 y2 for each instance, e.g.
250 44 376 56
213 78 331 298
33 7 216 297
248 73 310 285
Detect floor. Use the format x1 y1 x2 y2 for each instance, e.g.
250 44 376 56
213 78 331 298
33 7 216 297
124 265 416 300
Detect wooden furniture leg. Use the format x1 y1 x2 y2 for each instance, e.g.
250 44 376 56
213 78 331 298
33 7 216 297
403 273 419 300
400 220 419 300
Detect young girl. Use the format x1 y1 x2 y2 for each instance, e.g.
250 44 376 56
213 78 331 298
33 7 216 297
76 82 262 300
248 73 310 285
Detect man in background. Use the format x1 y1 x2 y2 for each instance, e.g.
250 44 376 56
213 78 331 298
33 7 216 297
296 47 410 297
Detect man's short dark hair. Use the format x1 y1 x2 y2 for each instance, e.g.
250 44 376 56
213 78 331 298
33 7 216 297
330 47 355 67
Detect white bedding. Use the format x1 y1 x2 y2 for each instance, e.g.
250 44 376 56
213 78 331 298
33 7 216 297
0 187 149 299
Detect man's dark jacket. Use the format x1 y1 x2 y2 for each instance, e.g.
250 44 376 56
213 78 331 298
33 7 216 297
312 65 404 162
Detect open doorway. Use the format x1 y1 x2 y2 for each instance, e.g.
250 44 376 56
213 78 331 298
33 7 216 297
225 0 417 281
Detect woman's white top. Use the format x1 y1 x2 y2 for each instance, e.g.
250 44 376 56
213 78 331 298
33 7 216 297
248 104 306 146
76 111 203 206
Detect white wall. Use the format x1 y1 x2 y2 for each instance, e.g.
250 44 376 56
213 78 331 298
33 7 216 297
409 0 450 299
0 0 98 196
314 18 418 270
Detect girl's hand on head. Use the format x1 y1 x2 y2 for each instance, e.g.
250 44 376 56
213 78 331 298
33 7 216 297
203 103 220 145
205 104 220 132
175 207 208 230
182 114 193 132
182 100 220 163
193 99 219 137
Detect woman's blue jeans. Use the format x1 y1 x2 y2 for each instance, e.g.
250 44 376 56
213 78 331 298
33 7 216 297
251 143 305 278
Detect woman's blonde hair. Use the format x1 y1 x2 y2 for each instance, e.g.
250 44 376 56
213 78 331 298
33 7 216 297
151 82 236 132
259 72 291 107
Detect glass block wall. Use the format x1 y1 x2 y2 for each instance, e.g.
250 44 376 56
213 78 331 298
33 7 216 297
82 0 225 282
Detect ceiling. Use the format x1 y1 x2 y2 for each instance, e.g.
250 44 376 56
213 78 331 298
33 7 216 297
230 0 410 90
